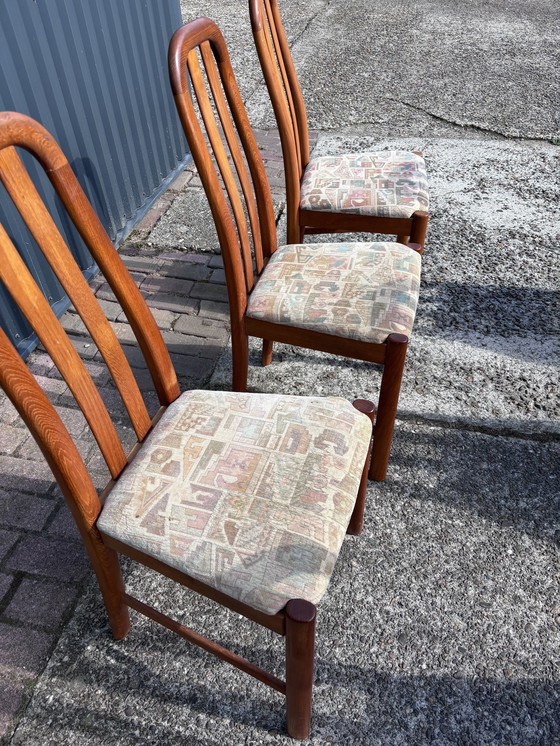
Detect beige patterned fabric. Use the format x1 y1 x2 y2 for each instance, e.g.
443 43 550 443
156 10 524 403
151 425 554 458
300 150 429 218
97 391 372 615
246 242 421 343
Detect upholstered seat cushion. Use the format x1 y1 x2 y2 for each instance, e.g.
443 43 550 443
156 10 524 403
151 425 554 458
300 150 429 218
246 242 421 344
97 391 372 615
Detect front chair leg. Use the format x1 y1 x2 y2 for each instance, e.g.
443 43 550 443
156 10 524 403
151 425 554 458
369 333 408 482
347 399 376 535
285 599 316 739
410 210 429 249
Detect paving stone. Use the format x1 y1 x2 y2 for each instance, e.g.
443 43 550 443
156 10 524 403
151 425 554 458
45 506 81 542
168 169 193 191
20 430 93 465
0 678 25 740
53 405 88 437
0 397 22 426
0 491 55 531
170 354 216 382
0 426 28 457
95 299 123 322
117 306 177 331
189 282 229 303
160 331 225 360
120 255 163 273
173 314 228 339
158 252 209 264
159 260 211 282
82 360 111 388
0 456 54 496
0 529 19 563
140 275 194 296
26 351 55 378
6 536 89 582
133 193 175 236
5 579 78 629
60 313 87 336
144 293 199 316
31 375 68 398
0 623 53 674
208 254 224 268
209 268 227 284
0 572 13 604
65 333 98 360
199 299 230 322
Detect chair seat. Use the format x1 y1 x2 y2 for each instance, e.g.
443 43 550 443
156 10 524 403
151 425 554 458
300 150 429 219
97 390 372 615
246 242 421 344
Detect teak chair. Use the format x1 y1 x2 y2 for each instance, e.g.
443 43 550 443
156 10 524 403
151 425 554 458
0 111 376 740
249 0 430 247
169 18 422 482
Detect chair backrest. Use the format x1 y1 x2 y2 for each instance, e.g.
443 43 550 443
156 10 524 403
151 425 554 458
168 18 277 333
0 111 180 536
249 0 310 187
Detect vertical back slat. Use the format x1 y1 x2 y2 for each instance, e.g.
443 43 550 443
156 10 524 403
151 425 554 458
200 42 265 275
262 0 303 174
0 222 128 479
267 0 310 167
187 49 255 292
0 146 152 441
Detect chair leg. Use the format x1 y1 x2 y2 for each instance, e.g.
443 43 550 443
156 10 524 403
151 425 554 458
369 333 408 482
261 339 273 366
86 530 130 640
410 210 429 249
231 330 249 392
285 599 316 740
396 235 409 245
347 399 376 535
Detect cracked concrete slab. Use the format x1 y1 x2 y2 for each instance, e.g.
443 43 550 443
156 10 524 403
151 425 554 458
246 0 559 141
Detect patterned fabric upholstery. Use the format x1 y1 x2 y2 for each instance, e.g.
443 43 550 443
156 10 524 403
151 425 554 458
300 150 429 218
246 242 421 344
97 391 372 615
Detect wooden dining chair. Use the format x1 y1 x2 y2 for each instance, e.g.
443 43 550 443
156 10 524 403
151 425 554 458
0 110 376 740
249 0 429 247
169 18 422 482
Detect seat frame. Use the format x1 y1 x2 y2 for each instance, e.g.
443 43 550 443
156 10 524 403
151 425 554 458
0 111 375 739
169 18 420 481
249 0 429 247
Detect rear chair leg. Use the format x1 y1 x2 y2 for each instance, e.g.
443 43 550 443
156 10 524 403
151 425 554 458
86 529 130 640
231 330 249 392
396 235 409 245
261 339 273 366
285 599 316 740
369 333 408 482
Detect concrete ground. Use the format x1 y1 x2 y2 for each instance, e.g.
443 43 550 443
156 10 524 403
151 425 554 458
1 0 559 744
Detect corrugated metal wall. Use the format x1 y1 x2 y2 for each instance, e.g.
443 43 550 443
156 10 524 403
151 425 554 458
0 0 188 356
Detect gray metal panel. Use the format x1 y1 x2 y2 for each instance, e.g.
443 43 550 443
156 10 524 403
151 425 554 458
0 0 188 355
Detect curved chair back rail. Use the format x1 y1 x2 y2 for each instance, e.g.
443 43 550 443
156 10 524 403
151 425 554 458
248 0 429 247
0 110 375 740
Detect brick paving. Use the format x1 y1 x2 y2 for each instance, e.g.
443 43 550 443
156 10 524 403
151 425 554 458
0 128 317 741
